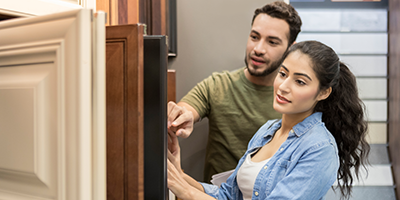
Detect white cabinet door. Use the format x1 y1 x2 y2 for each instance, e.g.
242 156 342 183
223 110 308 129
0 0 96 17
0 8 106 200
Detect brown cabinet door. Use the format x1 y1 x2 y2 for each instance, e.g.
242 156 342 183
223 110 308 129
106 24 144 200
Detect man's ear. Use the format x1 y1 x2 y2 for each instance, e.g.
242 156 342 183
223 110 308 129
317 87 332 101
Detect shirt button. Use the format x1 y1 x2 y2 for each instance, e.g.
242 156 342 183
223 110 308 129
264 166 268 170
254 191 259 196
290 130 294 133
280 148 284 151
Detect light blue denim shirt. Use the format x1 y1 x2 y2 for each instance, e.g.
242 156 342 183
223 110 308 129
200 112 339 200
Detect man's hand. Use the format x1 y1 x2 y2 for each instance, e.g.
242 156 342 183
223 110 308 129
167 101 196 138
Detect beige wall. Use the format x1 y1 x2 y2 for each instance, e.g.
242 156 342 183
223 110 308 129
168 0 279 181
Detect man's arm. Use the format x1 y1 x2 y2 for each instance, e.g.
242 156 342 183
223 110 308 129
167 101 201 138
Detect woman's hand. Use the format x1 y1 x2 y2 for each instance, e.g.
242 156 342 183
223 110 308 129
168 129 182 173
167 159 192 198
168 159 217 200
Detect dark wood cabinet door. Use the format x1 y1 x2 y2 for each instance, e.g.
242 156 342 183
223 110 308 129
106 24 144 200
143 35 168 200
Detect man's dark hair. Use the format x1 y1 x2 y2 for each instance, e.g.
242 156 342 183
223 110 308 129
252 1 302 46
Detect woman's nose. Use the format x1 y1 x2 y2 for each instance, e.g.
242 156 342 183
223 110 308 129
278 79 291 93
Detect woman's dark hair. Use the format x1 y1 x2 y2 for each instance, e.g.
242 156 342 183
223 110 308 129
252 1 302 46
285 41 370 199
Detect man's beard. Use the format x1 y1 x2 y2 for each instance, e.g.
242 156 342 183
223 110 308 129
244 54 284 77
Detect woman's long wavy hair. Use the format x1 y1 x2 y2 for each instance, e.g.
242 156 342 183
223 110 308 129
285 41 370 199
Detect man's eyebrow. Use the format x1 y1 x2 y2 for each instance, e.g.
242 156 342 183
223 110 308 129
281 65 312 81
251 30 261 36
251 30 283 43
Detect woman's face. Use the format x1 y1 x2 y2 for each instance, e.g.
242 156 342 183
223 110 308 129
273 50 330 117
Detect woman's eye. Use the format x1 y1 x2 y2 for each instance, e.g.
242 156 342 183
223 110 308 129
279 71 286 77
296 80 306 85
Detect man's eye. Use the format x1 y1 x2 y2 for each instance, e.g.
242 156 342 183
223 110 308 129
270 41 279 45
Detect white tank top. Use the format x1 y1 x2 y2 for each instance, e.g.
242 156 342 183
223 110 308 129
237 151 271 200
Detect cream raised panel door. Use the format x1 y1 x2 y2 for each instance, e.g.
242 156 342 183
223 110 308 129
0 0 96 17
0 9 106 200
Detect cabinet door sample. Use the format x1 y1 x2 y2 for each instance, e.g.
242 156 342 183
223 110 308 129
0 9 106 200
143 35 168 200
0 0 97 17
106 24 145 200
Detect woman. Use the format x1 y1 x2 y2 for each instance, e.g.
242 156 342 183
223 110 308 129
167 40 370 200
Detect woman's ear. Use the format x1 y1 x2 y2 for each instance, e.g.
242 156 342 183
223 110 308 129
317 87 332 101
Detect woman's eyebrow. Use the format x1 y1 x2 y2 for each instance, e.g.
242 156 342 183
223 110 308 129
294 72 312 81
281 65 312 81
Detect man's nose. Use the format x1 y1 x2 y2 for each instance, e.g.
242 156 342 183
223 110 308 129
254 41 266 55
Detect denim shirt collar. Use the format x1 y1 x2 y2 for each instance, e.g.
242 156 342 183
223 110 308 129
263 112 323 138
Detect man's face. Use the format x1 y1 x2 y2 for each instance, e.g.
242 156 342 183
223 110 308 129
245 14 290 77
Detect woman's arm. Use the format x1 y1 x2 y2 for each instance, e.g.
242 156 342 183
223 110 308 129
167 130 216 199
168 159 216 200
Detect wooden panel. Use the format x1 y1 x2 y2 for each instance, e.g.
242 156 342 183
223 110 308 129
106 24 144 200
151 0 167 35
138 0 149 24
93 11 107 200
127 0 139 24
97 0 119 26
97 0 176 55
143 35 168 200
167 69 176 102
0 9 106 200
118 0 127 24
0 0 84 16
96 0 110 25
106 42 125 200
389 0 400 199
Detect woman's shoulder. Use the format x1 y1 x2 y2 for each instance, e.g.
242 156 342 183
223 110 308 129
293 112 336 146
299 123 338 153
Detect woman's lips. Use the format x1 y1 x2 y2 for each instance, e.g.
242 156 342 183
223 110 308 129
276 94 291 104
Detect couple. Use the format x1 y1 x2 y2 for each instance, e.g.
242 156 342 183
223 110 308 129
167 40 369 200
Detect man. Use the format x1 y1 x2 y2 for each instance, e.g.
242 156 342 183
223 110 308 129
168 1 302 183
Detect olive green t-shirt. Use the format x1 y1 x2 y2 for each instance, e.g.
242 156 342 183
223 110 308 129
181 67 281 183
